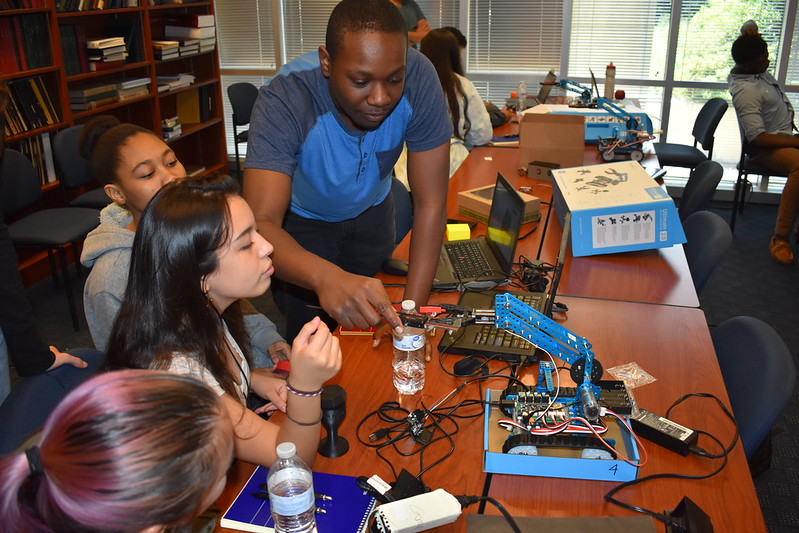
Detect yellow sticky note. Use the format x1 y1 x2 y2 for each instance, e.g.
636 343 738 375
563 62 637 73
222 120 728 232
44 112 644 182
446 223 472 241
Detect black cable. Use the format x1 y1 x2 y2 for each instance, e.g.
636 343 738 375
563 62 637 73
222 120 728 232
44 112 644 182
456 495 522 533
603 392 738 527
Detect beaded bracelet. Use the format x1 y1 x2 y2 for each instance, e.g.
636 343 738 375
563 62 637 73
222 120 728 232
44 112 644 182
286 381 323 398
285 410 323 426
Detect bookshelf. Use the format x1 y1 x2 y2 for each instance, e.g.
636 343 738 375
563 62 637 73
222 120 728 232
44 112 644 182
1 0 227 189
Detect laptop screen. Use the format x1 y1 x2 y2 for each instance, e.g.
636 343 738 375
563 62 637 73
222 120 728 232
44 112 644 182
536 70 556 103
485 173 525 275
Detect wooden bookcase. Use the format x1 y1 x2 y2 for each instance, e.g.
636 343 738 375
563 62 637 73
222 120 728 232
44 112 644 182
1 0 227 191
1 0 226 284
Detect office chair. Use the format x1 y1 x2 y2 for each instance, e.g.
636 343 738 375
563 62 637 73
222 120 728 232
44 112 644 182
0 347 105 454
227 82 259 179
652 97 728 170
53 125 111 209
391 176 413 245
678 160 723 222
729 120 787 232
682 210 732 294
711 316 796 461
1 149 100 331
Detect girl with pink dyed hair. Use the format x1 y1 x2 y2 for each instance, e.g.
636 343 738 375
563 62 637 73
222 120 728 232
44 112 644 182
0 369 233 532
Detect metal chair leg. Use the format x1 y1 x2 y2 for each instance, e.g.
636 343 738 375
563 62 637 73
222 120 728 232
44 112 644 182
72 241 83 278
56 247 80 332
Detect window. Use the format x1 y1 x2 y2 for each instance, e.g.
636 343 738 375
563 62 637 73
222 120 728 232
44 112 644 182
217 0 798 187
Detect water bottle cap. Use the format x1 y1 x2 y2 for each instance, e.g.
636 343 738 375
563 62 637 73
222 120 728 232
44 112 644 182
401 299 416 312
276 442 296 459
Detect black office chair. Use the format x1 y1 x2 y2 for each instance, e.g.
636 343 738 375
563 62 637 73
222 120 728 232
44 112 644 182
1 149 100 331
711 316 796 463
682 210 732 294
652 97 728 170
53 125 112 210
227 82 259 179
729 120 788 232
678 160 723 222
391 176 413 245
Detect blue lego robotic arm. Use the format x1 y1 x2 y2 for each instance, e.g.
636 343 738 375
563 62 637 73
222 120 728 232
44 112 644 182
558 79 594 106
494 293 603 420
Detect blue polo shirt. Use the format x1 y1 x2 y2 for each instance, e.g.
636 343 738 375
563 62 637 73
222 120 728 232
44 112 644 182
245 47 451 222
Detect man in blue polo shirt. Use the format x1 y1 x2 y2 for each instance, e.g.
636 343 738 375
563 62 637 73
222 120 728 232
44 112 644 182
243 0 451 341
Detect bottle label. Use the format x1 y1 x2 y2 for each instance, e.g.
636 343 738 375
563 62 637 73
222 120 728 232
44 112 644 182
268 468 314 516
393 332 425 351
270 488 314 516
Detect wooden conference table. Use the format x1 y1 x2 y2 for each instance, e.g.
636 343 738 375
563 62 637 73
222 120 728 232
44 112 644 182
217 145 763 531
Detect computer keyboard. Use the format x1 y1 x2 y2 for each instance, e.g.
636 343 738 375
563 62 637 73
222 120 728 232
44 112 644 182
471 293 544 349
445 241 492 279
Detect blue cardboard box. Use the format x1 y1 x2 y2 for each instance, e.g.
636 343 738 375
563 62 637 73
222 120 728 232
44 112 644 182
527 103 654 143
483 390 640 482
551 161 685 257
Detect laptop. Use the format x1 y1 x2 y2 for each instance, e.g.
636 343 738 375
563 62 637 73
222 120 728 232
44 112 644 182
505 70 557 110
437 212 572 363
433 173 524 290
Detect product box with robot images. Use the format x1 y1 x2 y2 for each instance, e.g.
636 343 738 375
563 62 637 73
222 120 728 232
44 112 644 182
551 160 685 257
457 183 541 225
526 103 654 143
483 388 640 482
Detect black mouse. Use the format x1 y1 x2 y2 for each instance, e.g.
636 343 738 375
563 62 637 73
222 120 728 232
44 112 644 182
453 356 484 377
381 258 409 276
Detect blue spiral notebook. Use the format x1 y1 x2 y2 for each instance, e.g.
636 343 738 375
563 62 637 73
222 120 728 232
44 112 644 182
220 466 376 532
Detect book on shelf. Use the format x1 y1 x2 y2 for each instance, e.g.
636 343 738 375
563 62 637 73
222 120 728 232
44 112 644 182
17 134 57 186
88 59 125 72
88 44 127 58
8 77 58 131
12 14 50 71
117 77 151 90
162 127 182 140
70 94 118 111
117 84 149 101
164 13 215 28
74 24 90 73
104 17 143 63
175 37 199 47
220 467 376 533
86 36 125 49
90 52 127 63
163 24 215 40
69 82 118 99
152 39 180 51
59 25 81 76
176 89 200 123
155 49 179 61
179 46 199 57
185 164 206 177
161 115 180 129
0 18 23 74
9 16 27 71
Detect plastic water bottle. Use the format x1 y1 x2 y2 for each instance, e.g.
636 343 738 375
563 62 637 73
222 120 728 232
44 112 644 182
604 63 616 100
267 442 317 533
392 300 426 395
517 80 527 112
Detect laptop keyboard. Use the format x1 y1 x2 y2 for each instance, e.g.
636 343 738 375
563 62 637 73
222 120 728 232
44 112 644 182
445 241 493 279
472 293 544 349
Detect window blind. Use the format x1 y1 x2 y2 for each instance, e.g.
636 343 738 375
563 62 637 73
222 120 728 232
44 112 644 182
569 0 670 81
281 0 337 62
217 0 277 70
468 0 563 75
